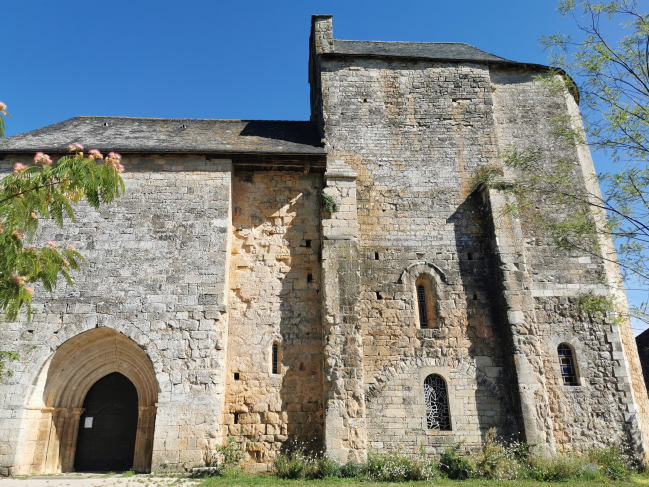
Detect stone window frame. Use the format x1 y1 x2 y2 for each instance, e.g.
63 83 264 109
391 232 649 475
415 275 436 329
270 340 282 375
417 366 456 435
557 342 579 386
546 333 588 388
399 262 449 331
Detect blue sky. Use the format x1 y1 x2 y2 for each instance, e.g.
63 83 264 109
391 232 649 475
4 0 645 333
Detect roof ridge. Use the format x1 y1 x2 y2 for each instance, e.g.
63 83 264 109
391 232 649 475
336 39 473 46
73 116 315 123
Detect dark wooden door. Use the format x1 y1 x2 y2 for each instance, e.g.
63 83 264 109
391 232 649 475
74 372 138 472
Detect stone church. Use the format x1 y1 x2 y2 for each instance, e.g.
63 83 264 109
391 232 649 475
1 15 649 475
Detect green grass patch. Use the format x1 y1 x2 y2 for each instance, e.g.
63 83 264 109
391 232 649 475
198 473 647 486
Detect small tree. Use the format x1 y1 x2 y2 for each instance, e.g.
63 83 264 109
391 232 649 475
0 103 125 374
477 1 649 325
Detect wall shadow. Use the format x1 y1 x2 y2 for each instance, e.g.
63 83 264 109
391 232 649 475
447 191 519 440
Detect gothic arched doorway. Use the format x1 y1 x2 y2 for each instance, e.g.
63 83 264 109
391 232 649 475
74 373 139 472
31 328 158 474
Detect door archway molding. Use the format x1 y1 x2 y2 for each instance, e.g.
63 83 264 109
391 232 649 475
33 327 159 473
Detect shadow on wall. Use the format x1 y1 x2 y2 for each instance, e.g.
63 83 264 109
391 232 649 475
448 191 519 439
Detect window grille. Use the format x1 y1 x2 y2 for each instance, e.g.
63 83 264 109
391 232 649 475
558 343 578 386
424 374 451 430
417 285 428 328
272 343 279 374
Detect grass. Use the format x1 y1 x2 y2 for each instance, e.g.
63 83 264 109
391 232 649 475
197 472 649 487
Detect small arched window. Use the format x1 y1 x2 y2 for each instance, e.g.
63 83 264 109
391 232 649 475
417 285 428 328
424 374 451 430
271 343 280 375
558 343 578 386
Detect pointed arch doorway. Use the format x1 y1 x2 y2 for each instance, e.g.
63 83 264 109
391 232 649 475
74 373 139 472
32 328 159 473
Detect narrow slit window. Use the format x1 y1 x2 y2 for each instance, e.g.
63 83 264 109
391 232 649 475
417 285 428 328
272 343 279 374
558 343 578 386
424 374 451 431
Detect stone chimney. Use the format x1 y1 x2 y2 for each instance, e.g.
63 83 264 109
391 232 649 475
311 15 333 54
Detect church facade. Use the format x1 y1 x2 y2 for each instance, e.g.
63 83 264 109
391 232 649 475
1 15 649 475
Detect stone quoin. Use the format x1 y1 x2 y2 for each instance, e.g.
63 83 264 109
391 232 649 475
1 15 648 475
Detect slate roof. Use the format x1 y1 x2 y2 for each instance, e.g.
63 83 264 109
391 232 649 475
0 117 326 155
332 40 519 64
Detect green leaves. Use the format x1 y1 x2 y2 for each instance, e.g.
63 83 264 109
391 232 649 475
0 151 125 321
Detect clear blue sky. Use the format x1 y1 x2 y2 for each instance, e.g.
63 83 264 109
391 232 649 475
4 0 645 333
3 0 580 134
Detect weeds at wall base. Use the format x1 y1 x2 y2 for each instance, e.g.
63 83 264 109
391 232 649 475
268 430 636 483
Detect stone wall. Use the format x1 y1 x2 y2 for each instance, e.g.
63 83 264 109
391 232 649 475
224 171 324 464
312 27 649 457
0 155 232 474
315 55 517 453
490 67 649 456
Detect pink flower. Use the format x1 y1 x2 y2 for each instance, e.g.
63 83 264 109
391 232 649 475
13 162 27 173
11 274 26 287
30 212 38 219
88 149 103 160
11 231 23 240
67 243 75 250
63 260 69 265
46 240 56 248
105 152 124 173
68 142 84 152
24 286 34 296
0 101 7 115
34 152 53 165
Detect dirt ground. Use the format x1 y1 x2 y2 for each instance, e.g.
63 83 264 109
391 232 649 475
0 473 200 486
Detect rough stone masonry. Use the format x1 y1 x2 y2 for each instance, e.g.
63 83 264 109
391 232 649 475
0 14 648 475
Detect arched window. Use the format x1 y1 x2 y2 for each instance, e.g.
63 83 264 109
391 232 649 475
424 374 451 430
271 343 281 375
557 343 578 386
417 285 428 328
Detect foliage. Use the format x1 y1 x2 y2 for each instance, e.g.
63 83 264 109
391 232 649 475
363 449 438 482
204 436 245 475
438 442 475 480
575 291 619 321
480 0 649 325
271 433 633 483
588 444 634 480
0 144 125 321
0 351 19 377
273 440 436 481
321 193 339 214
0 101 10 139
472 428 524 480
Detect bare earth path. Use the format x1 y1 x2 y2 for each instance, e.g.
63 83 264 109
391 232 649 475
0 474 200 487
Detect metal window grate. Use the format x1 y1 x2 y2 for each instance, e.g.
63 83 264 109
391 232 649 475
558 343 578 386
424 374 451 430
272 343 279 374
417 285 428 328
